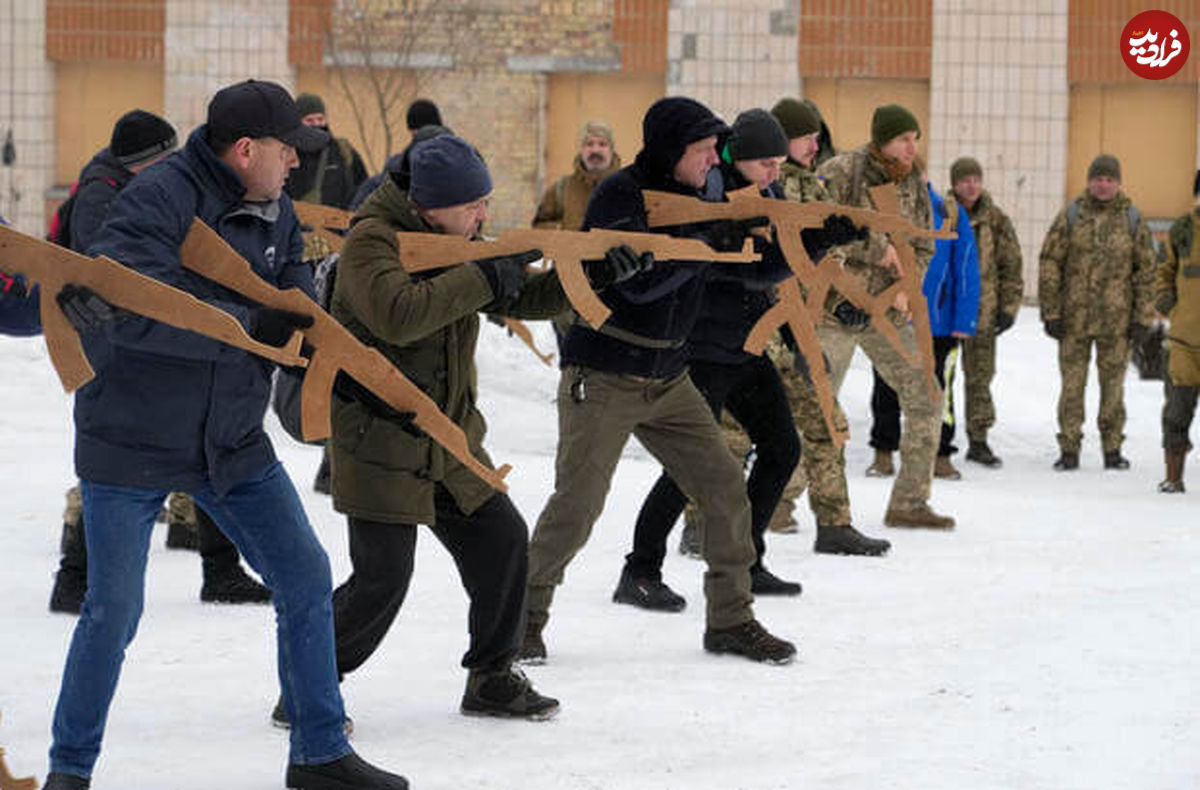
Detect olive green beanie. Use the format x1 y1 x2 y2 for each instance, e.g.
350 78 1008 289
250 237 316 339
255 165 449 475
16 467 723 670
871 104 920 148
950 156 983 185
770 98 822 139
1087 154 1121 182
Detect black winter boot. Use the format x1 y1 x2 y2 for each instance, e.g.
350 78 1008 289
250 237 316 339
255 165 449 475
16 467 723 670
612 567 686 612
703 619 796 664
461 665 559 720
814 524 891 556
1053 451 1079 471
50 518 87 615
749 566 802 596
1103 450 1130 470
201 562 271 604
42 773 89 790
313 452 332 495
285 752 407 790
966 440 1002 467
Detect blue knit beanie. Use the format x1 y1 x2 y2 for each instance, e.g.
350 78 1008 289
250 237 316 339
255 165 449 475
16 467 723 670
409 135 492 209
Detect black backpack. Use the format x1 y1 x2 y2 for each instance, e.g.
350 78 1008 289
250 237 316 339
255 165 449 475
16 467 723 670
46 175 118 250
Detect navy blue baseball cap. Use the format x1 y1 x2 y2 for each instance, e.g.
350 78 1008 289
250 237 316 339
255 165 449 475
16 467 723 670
207 79 330 152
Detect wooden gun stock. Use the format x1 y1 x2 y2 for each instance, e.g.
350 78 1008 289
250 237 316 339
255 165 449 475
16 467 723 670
394 228 758 329
179 220 510 492
0 224 306 393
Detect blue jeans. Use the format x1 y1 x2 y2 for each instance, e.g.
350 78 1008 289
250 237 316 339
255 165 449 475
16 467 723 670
49 461 351 778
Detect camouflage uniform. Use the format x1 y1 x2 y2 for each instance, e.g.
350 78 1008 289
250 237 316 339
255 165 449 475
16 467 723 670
957 190 1023 444
816 146 938 514
1039 190 1155 454
1156 210 1200 452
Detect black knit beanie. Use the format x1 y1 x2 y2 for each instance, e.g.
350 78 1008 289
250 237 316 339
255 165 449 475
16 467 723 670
871 104 920 148
110 110 177 168
406 99 443 131
295 93 325 118
1087 154 1121 182
727 109 788 161
770 98 822 139
950 156 983 185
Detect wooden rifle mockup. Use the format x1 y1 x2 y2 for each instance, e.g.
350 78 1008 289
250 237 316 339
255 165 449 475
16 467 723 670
642 184 954 443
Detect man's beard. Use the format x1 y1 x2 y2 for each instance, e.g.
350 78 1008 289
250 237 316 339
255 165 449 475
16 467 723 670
584 155 608 171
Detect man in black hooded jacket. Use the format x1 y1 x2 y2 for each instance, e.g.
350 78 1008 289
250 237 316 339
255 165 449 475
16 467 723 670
522 98 852 666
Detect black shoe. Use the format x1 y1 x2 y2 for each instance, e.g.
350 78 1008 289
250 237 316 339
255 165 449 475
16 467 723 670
750 566 802 596
49 567 87 615
165 520 199 551
201 564 271 604
1104 450 1130 470
1053 451 1079 471
612 568 686 612
516 621 547 665
271 697 355 736
285 752 407 790
813 524 891 557
461 665 560 720
313 454 332 495
965 441 1003 467
42 773 90 790
703 619 796 664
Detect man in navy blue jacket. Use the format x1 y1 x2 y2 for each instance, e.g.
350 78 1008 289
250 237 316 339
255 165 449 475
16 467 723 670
41 80 407 790
0 213 40 335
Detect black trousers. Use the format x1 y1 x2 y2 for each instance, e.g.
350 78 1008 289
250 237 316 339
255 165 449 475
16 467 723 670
870 335 958 456
332 486 528 675
626 355 800 578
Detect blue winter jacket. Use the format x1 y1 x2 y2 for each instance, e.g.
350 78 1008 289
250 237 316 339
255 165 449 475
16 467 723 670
77 126 313 495
923 184 980 338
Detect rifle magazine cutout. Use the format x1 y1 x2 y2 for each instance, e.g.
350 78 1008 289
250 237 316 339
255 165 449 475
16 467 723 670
179 219 511 492
294 201 351 254
394 228 759 329
0 224 306 393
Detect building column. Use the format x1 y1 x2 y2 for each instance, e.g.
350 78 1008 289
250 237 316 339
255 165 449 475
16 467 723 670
0 3 54 235
667 0 801 123
930 1 1069 300
164 0 294 137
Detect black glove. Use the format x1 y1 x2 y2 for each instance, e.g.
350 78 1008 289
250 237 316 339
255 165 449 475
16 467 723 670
800 214 870 262
0 270 26 299
249 307 314 347
995 312 1015 335
585 244 655 289
1128 322 1152 345
704 217 770 252
833 300 871 327
473 249 542 303
57 284 127 333
1043 319 1065 341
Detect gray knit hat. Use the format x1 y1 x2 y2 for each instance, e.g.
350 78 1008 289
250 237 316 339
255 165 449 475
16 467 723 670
1087 154 1121 182
950 156 983 185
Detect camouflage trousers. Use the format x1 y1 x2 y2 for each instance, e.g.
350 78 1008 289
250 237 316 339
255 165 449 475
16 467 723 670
1162 349 1198 451
1056 333 1129 454
63 486 196 528
961 331 997 443
818 321 939 511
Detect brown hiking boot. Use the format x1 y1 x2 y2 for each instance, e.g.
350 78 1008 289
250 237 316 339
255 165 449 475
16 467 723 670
885 504 956 529
703 619 796 665
1159 448 1187 493
865 449 895 477
933 455 962 480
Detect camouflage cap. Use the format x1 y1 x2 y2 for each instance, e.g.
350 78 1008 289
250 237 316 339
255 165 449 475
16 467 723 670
1087 154 1121 182
579 120 614 147
950 156 983 185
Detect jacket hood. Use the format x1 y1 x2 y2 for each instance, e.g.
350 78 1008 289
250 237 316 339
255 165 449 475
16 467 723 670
79 148 133 185
633 97 729 189
184 125 250 205
353 173 431 232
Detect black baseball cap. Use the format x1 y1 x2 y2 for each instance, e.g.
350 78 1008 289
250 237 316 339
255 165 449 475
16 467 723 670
206 79 330 153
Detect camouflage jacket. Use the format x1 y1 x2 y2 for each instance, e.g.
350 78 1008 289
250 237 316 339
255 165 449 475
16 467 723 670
532 153 621 231
816 145 934 319
959 190 1023 335
1038 190 1155 337
1157 209 1200 348
780 159 829 204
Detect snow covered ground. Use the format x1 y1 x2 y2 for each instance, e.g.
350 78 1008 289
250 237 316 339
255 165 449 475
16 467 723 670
1 310 1197 790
